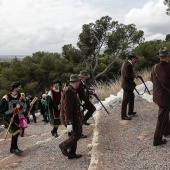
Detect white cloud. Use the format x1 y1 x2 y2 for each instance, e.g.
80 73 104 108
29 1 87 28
0 0 106 54
0 0 169 55
124 0 170 41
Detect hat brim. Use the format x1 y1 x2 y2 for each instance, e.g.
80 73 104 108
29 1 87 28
78 75 90 78
159 53 168 57
70 79 80 82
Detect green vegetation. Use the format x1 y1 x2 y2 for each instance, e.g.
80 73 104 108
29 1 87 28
0 16 170 98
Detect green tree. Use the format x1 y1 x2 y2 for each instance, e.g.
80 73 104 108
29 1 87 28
166 34 170 41
77 16 144 82
164 0 170 15
62 44 84 75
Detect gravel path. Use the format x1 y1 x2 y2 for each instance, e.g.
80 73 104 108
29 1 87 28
89 96 170 170
1 96 170 170
0 115 94 170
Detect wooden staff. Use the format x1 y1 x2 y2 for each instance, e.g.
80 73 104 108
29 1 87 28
29 97 38 111
4 96 22 140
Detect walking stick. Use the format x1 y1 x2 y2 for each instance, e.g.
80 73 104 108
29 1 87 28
137 76 151 95
4 96 22 140
4 108 19 140
93 93 110 114
5 108 19 139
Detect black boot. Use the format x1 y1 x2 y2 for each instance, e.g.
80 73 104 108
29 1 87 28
153 138 167 146
51 127 58 137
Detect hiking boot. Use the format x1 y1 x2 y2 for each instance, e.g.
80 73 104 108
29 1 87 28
59 144 69 156
153 139 167 146
81 134 87 138
68 153 82 159
121 116 132 120
128 112 136 115
13 149 22 155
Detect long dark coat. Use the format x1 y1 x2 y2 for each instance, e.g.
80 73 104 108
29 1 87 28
47 88 62 126
60 85 81 126
151 61 170 106
119 61 136 90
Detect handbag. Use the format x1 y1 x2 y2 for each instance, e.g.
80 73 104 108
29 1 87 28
22 118 28 128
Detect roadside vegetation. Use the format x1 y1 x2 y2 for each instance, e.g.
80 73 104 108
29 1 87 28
92 68 151 102
0 15 169 98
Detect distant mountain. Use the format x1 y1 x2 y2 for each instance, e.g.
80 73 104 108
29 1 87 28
0 55 29 61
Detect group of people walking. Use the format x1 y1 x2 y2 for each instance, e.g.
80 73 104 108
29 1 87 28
0 46 170 159
0 70 96 159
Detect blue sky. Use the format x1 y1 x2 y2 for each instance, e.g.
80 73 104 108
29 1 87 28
0 0 169 55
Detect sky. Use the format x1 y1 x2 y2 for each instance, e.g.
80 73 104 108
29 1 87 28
0 0 169 55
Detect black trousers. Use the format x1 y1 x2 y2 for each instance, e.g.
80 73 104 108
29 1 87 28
84 100 96 122
30 110 36 123
10 133 19 150
121 89 135 118
154 105 170 140
60 125 82 154
24 112 30 124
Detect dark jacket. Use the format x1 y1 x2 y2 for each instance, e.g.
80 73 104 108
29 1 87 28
77 80 89 104
60 85 81 126
119 61 136 90
151 61 170 106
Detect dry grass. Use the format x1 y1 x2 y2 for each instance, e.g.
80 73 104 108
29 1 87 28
91 68 151 103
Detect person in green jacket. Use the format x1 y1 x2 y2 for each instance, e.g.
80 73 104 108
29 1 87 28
47 79 62 137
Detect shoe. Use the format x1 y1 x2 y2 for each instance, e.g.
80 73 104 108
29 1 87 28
54 133 58 138
121 116 132 120
83 121 90 125
81 134 87 138
153 139 167 146
128 112 136 115
51 130 55 136
59 144 69 156
21 133 24 137
13 149 22 154
164 133 170 137
10 149 14 154
68 153 82 159
17 148 23 153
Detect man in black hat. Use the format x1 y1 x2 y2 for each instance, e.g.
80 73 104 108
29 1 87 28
151 47 170 146
46 79 62 137
59 74 82 159
118 53 138 120
0 81 23 154
77 70 96 125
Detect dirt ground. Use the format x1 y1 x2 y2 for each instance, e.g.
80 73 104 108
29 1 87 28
0 115 94 170
89 96 170 170
0 96 170 170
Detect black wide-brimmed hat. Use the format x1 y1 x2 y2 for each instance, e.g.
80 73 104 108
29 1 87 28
128 53 138 59
158 47 169 57
70 74 80 82
52 79 61 85
78 70 90 78
10 81 21 91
